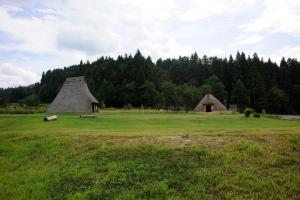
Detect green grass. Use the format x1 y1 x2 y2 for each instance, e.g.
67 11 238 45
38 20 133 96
0 110 299 199
1 110 300 136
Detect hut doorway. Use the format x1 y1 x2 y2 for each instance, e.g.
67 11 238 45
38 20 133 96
205 105 212 112
92 103 98 113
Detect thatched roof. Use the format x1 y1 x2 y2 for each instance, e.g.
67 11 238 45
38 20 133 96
47 76 99 114
194 93 226 112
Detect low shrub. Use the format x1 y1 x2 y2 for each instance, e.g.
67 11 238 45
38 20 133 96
100 101 106 109
123 104 133 109
253 113 260 118
18 94 40 107
0 106 46 114
244 108 254 117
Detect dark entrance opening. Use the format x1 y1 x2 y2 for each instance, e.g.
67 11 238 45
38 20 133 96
206 105 212 112
92 103 98 113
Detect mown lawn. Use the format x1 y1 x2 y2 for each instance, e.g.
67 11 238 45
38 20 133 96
0 110 299 199
1 110 300 136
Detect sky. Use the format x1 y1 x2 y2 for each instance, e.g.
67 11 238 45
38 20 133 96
0 0 299 88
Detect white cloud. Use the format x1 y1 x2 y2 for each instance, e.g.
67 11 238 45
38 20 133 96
0 6 59 54
277 45 300 60
56 29 116 55
230 34 264 47
0 63 39 87
207 48 224 56
177 0 227 21
240 35 264 45
139 38 194 59
0 0 194 59
177 0 261 21
241 0 300 36
0 0 299 88
257 45 300 64
36 8 57 15
0 0 199 87
0 0 266 60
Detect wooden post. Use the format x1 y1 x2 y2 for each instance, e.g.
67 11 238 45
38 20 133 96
80 114 96 118
44 115 57 121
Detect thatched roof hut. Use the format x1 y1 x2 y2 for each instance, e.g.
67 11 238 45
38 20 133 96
47 76 99 114
194 93 226 112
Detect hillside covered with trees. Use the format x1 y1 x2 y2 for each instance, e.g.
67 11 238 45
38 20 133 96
1 50 300 114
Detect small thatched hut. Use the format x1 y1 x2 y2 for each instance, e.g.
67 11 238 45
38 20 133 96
47 76 99 114
194 93 226 112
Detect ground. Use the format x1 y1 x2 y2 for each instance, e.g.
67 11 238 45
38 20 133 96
0 110 299 199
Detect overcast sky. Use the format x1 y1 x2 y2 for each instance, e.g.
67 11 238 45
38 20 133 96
0 0 299 88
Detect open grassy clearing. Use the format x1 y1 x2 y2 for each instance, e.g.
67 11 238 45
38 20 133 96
1 110 300 136
0 110 300 199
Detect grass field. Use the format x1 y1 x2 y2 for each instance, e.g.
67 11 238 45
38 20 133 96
0 110 300 199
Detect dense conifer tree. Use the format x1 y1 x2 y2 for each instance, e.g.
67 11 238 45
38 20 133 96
1 50 300 114
231 79 249 112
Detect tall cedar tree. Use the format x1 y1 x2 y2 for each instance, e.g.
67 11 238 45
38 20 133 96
231 79 249 112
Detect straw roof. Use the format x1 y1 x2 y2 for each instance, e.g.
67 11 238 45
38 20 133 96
47 76 99 114
194 93 226 112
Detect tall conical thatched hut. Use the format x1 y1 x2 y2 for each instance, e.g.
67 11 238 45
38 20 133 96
47 76 99 114
194 93 226 112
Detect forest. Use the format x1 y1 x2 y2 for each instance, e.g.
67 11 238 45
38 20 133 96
0 50 300 114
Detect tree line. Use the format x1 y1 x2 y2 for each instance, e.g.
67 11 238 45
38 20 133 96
1 50 300 114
